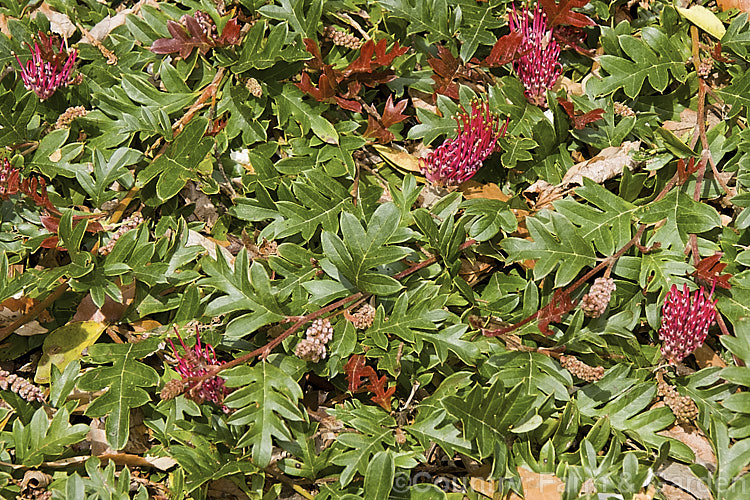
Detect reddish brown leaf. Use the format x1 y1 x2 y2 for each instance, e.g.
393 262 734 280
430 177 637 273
539 0 596 28
295 72 337 102
363 115 394 144
39 215 104 235
302 38 325 69
39 236 61 249
381 95 409 128
428 45 463 99
216 18 242 46
344 354 375 392
343 39 408 76
151 14 242 58
693 252 732 290
335 97 362 112
363 95 408 144
711 42 732 63
477 31 525 67
553 25 594 56
556 98 604 129
372 38 408 67
367 374 396 411
298 37 408 111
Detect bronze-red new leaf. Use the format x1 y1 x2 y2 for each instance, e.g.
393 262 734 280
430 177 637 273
539 0 596 28
477 31 525 67
693 252 732 290
556 98 604 129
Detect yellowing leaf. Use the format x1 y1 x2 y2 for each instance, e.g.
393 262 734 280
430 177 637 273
372 144 423 174
677 6 726 39
35 321 106 383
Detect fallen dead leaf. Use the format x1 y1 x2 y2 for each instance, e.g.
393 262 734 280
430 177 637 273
660 424 716 469
182 181 219 230
656 462 710 500
693 343 726 368
418 184 454 209
718 0 750 11
129 319 163 333
523 179 565 211
663 108 721 137
72 281 135 323
507 467 564 500
459 255 495 286
0 295 50 336
372 144 423 173
660 482 699 500
554 76 583 96
99 453 178 470
0 14 9 36
460 180 510 201
408 88 439 114
187 229 235 267
36 2 75 37
561 140 641 187
468 476 497 497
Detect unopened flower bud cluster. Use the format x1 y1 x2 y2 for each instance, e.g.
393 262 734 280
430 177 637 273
613 102 635 118
99 213 143 256
246 78 263 98
54 106 88 130
0 369 45 403
580 277 616 318
194 10 217 38
160 378 184 401
658 379 699 422
322 26 362 50
295 318 334 363
349 303 375 329
560 355 604 382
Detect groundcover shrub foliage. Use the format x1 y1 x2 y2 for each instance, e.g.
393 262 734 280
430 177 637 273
2 0 750 498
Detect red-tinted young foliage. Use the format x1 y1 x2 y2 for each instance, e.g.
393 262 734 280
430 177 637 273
474 31 525 67
344 354 374 392
363 95 409 143
367 373 396 411
39 215 104 249
693 252 732 290
151 13 243 58
553 25 594 56
297 39 408 137
539 0 596 28
556 98 604 129
344 354 395 411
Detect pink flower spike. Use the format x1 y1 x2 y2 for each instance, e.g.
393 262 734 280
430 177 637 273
509 3 562 107
419 100 508 187
658 283 717 364
14 33 78 101
168 327 231 411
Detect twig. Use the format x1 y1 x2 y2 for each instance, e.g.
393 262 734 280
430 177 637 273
484 225 647 337
180 240 478 393
77 22 117 64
